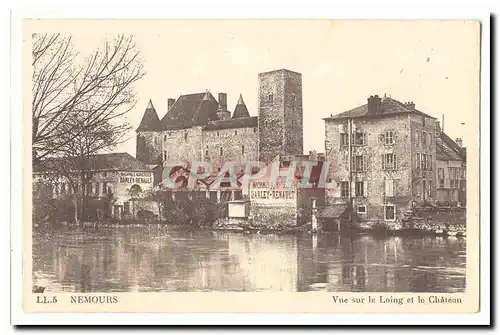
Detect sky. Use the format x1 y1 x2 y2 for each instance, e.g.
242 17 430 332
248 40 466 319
30 19 481 156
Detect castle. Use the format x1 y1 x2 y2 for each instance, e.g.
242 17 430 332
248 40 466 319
136 69 304 174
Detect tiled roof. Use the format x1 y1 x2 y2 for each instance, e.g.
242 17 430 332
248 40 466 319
160 92 219 130
203 116 258 131
232 94 250 119
136 100 162 131
324 97 435 121
319 204 348 218
436 132 466 162
34 152 153 173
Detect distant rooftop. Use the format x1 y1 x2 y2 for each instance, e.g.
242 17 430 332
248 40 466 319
324 96 435 121
34 152 153 173
138 91 253 132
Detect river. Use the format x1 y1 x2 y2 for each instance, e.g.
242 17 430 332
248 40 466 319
32 226 466 293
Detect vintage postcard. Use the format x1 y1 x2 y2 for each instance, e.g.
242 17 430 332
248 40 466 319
15 16 486 321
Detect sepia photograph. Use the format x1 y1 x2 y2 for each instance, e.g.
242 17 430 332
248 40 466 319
17 16 485 318
30 20 476 294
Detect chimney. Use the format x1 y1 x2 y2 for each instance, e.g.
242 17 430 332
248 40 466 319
218 93 227 111
434 120 441 136
456 138 463 148
367 95 382 115
405 101 415 110
167 98 175 110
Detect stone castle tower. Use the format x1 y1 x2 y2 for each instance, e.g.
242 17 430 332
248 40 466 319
258 69 303 163
136 100 162 165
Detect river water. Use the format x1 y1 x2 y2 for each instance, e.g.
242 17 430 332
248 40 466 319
32 226 466 293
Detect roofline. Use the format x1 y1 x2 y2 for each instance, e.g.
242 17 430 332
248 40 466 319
323 110 437 122
258 68 302 76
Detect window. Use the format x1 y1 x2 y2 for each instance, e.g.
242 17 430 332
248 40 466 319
102 182 107 194
220 147 223 156
415 130 420 146
422 132 427 146
87 183 92 194
217 131 220 136
449 167 460 188
235 130 238 135
354 155 365 172
384 205 396 221
164 135 167 141
291 94 296 105
428 155 432 171
355 181 365 197
416 153 421 170
385 130 394 145
253 128 257 133
103 171 107 178
95 182 100 195
124 202 130 215
354 132 367 145
241 145 245 155
357 205 367 214
205 146 209 158
422 154 427 170
340 181 349 197
268 94 274 103
382 154 397 170
384 179 395 197
164 151 167 161
428 180 432 198
184 132 188 141
438 168 445 188
61 183 66 194
340 133 349 146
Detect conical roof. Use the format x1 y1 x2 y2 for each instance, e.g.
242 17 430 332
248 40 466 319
232 94 250 119
136 99 161 131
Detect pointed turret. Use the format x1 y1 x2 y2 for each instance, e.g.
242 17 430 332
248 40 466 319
232 94 250 119
136 99 161 132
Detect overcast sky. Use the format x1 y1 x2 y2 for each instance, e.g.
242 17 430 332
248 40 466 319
32 19 480 156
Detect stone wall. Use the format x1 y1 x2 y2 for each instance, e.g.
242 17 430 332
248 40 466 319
250 202 297 227
325 113 426 223
161 127 204 163
409 114 438 205
202 126 258 171
136 131 162 164
258 69 303 163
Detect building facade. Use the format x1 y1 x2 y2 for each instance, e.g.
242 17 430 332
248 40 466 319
323 95 438 226
33 152 154 219
435 132 467 207
136 69 303 175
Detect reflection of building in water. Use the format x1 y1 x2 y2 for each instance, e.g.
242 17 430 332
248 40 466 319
227 234 298 291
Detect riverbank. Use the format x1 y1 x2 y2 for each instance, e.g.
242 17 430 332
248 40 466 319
33 219 466 238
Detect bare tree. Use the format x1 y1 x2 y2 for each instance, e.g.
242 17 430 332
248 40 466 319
32 33 145 163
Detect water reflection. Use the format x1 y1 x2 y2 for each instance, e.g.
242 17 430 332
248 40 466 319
32 227 466 293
